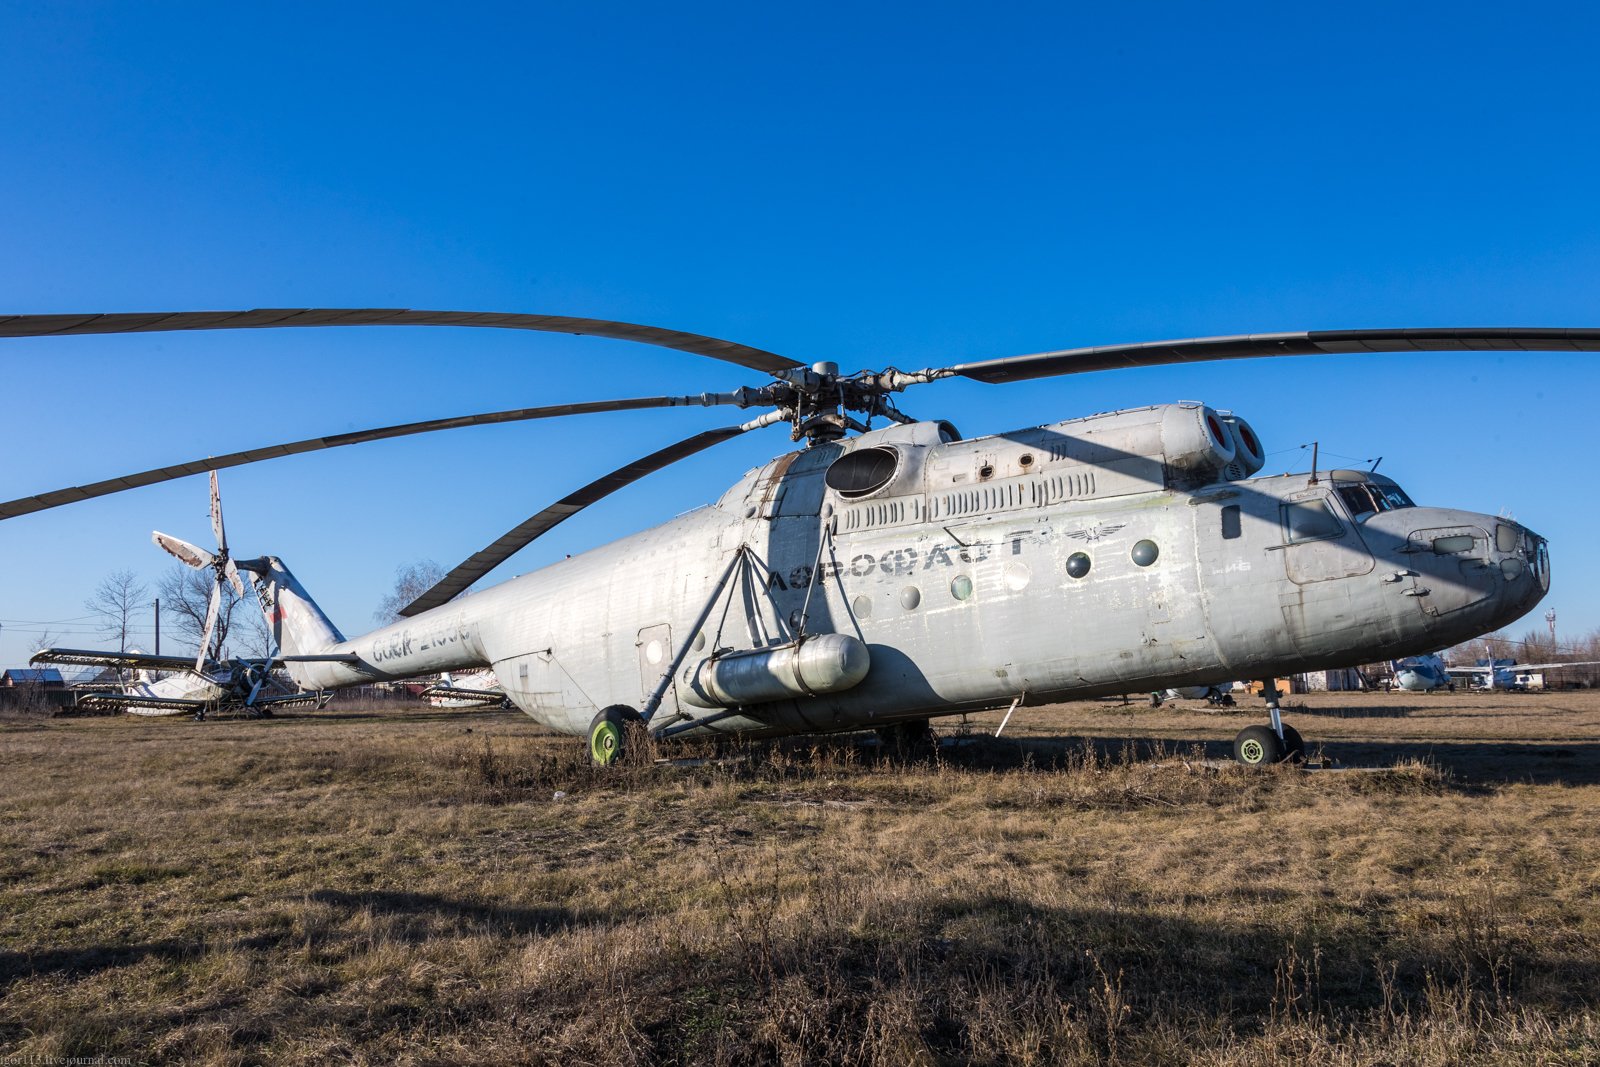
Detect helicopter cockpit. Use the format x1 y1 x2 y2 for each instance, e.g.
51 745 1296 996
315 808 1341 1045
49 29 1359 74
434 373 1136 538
1326 471 1416 522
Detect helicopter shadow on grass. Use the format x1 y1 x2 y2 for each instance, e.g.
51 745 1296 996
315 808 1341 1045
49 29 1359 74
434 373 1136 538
0 892 602 988
926 730 1600 787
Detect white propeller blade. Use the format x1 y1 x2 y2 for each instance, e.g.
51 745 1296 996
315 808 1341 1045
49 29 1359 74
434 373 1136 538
209 470 227 557
153 531 215 570
223 556 246 597
196 582 221 673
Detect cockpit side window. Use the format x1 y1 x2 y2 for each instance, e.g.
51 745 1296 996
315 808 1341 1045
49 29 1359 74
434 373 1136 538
1335 481 1416 522
1337 485 1377 520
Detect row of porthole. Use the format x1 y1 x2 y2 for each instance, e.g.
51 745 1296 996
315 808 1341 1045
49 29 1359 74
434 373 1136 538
851 573 971 618
849 540 1162 617
1067 538 1160 579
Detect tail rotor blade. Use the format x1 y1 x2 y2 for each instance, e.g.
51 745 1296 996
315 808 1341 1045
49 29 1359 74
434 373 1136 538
153 531 215 570
196 584 221 673
224 557 246 598
210 471 227 556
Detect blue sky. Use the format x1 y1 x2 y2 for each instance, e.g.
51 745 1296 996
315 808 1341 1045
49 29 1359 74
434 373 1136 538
3 2 1599 664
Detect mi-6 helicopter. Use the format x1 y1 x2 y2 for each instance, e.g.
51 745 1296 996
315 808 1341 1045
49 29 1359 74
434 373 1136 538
1 312 1586 764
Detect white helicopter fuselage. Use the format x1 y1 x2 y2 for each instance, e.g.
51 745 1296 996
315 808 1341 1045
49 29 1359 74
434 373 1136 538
259 404 1550 739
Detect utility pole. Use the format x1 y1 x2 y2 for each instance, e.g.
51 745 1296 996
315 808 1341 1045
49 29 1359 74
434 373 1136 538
154 599 161 655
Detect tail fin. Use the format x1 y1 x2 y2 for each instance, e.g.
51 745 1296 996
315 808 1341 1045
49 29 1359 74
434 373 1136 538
247 557 346 685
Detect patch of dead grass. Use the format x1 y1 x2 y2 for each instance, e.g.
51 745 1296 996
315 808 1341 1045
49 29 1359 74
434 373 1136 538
2 695 1599 1063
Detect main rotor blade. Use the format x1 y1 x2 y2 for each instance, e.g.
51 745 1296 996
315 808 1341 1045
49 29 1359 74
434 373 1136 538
944 327 1600 384
0 308 803 375
400 413 784 617
0 393 762 521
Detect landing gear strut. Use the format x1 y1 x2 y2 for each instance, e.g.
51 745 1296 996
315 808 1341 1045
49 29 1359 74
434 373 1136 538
1232 682 1304 766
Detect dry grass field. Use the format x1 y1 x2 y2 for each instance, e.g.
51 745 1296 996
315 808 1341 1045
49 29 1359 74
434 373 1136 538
2 691 1598 1065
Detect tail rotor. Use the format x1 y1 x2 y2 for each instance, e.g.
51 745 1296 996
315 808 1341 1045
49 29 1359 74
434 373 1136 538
153 471 249 671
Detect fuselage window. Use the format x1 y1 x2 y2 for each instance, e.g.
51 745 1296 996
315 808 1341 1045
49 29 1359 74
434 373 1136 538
1221 504 1241 540
1283 499 1344 543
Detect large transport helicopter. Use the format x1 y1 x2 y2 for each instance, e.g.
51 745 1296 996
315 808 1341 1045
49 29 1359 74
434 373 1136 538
0 312 1584 764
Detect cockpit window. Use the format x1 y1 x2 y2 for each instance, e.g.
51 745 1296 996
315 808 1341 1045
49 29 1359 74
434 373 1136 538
1337 485 1377 520
1335 481 1415 521
1376 483 1415 510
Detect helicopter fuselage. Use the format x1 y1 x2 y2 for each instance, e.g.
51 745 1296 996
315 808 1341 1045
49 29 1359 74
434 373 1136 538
265 403 1550 737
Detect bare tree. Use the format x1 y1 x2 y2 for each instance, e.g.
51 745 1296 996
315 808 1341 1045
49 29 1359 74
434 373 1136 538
375 560 446 624
27 629 58 656
157 566 253 661
85 570 148 653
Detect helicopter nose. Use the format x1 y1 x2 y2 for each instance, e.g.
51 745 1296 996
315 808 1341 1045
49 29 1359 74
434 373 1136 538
1377 512 1549 641
1502 525 1551 595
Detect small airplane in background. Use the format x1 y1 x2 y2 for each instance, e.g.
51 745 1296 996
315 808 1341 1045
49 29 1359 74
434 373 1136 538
30 647 340 717
29 473 356 718
1392 654 1454 692
420 668 509 708
1391 653 1600 692
1449 657 1600 691
1159 684 1238 706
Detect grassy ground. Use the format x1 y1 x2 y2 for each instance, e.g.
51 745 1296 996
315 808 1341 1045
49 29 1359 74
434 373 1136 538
1 692 1597 1065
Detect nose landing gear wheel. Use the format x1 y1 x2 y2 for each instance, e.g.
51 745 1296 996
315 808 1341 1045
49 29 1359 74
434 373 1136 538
1233 724 1283 766
588 705 643 766
1232 723 1305 765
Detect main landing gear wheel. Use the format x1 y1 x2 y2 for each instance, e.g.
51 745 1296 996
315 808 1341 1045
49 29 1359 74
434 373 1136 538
588 705 643 766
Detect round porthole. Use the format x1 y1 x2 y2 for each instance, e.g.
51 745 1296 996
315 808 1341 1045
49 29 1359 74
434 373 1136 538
950 574 974 600
645 639 664 665
1019 453 1035 468
692 631 706 652
852 594 873 619
1003 562 1031 591
978 464 994 480
900 586 922 610
1132 540 1160 567
1066 552 1091 579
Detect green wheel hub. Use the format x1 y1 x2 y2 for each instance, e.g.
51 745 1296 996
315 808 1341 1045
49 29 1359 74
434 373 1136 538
590 720 623 765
